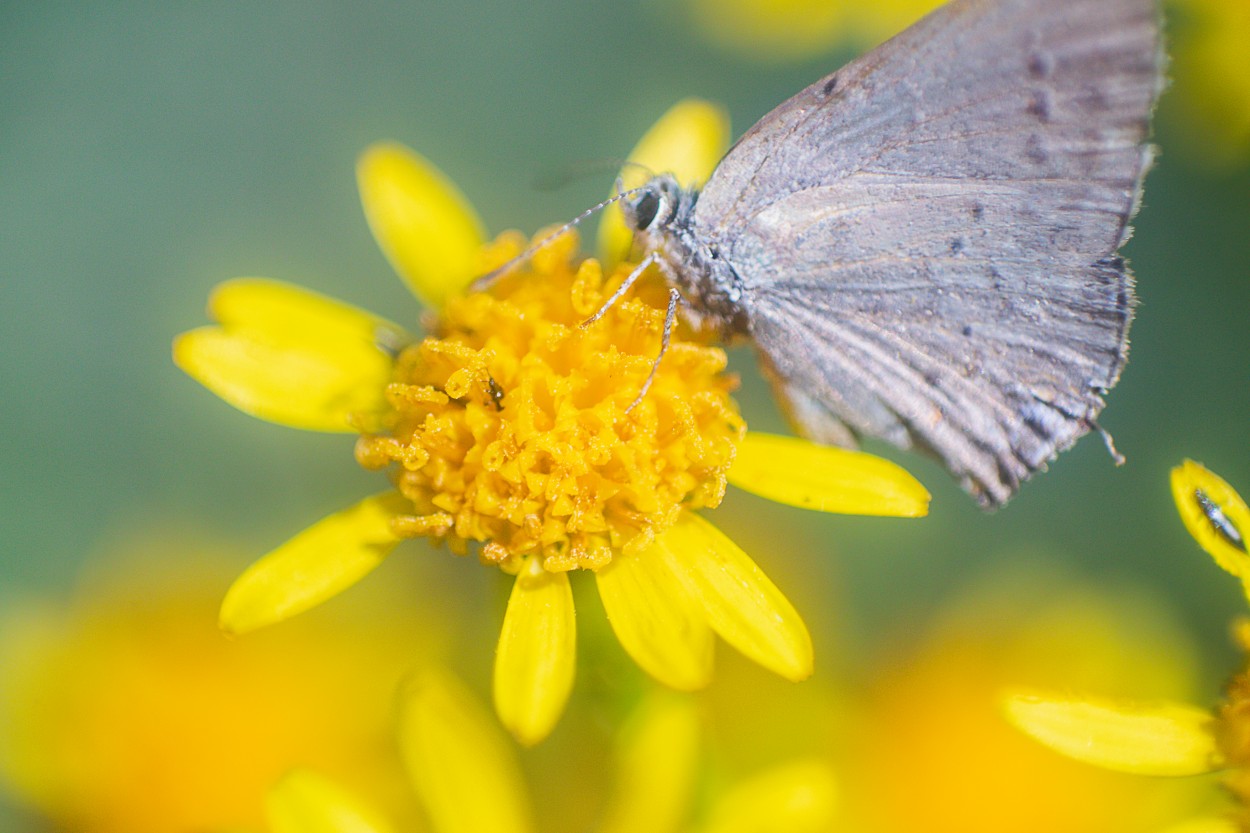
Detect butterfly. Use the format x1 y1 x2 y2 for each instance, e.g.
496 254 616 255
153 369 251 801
619 0 1163 507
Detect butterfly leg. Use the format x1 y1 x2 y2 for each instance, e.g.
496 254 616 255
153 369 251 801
627 287 680 413
581 252 656 327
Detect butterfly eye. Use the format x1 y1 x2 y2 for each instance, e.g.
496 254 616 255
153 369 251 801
629 189 661 230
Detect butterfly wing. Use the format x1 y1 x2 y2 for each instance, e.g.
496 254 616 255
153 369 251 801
695 0 1161 506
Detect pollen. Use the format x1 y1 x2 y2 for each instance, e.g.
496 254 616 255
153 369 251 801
354 230 745 573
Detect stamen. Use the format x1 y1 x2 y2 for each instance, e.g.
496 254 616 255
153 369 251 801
361 236 743 570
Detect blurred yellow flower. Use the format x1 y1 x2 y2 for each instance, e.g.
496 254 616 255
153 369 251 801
1168 0 1250 167
0 540 429 833
1007 460 1250 831
843 565 1211 833
399 669 838 833
676 0 1250 166
264 770 396 833
173 100 929 745
675 0 944 61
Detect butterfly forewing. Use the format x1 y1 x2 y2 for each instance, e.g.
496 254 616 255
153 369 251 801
693 0 1162 506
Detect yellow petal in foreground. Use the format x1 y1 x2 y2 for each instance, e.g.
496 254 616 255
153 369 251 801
400 670 534 833
1170 460 1250 580
220 494 406 635
728 432 930 517
1003 690 1222 776
493 560 577 745
266 770 394 833
700 759 838 833
598 99 730 266
597 695 700 833
595 548 715 691
174 279 400 432
357 142 486 309
658 513 813 681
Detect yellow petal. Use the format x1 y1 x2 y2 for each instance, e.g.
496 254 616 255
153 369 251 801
598 99 730 266
266 770 393 833
597 694 700 833
1171 460 1250 580
220 494 405 635
357 142 486 309
208 278 405 346
595 548 715 691
493 560 576 745
1158 818 1242 833
399 669 534 833
728 432 930 517
1003 690 1222 776
174 279 402 432
658 513 813 681
699 759 838 833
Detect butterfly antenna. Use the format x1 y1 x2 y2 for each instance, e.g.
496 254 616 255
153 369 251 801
532 158 655 191
470 185 647 292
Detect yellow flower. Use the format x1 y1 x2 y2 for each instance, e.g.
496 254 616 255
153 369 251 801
840 564 1209 833
674 0 1250 168
1006 460 1250 832
1167 0 1250 167
0 540 429 833
674 0 944 62
264 770 396 833
173 100 928 745
399 669 838 833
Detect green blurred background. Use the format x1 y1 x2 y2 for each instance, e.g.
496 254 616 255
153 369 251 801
2 1 1249 828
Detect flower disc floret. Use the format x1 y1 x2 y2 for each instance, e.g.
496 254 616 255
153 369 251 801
355 230 745 573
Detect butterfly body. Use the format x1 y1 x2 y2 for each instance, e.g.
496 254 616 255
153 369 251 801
622 0 1162 507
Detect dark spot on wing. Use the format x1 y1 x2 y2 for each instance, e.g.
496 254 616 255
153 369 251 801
821 74 839 96
1025 135 1048 164
1076 84 1111 111
1027 52 1053 79
949 238 965 255
1027 90 1052 123
961 325 973 337
1095 255 1126 274
971 203 985 222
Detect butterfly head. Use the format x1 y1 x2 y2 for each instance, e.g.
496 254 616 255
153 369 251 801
621 174 685 233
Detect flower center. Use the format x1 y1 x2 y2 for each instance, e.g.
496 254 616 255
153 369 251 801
355 231 744 573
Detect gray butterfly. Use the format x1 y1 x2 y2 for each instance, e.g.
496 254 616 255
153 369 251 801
621 0 1163 508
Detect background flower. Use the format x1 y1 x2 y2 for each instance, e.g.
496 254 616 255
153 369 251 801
841 565 1212 833
1006 462 1250 831
690 559 1213 833
666 0 1250 167
0 536 435 833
